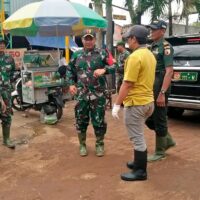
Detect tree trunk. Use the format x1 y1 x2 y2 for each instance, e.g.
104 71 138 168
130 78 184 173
137 0 142 25
168 0 173 36
106 0 113 53
126 0 136 24
93 0 103 48
185 14 189 33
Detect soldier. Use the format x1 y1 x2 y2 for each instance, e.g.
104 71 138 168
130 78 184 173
114 41 130 93
66 29 115 157
146 20 176 162
0 39 16 149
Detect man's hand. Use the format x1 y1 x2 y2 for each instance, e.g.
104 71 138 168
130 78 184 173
112 58 116 63
69 85 77 96
93 69 106 78
112 104 121 119
156 93 165 107
1 99 7 113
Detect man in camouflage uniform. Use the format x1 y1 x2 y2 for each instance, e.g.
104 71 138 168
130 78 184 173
0 40 15 149
66 29 115 157
146 20 176 162
115 41 130 93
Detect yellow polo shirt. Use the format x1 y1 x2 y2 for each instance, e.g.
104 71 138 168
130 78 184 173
123 47 156 106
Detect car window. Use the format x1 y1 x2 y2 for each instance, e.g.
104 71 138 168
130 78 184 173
173 45 200 67
174 45 200 58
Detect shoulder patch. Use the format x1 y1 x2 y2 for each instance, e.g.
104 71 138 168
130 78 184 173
164 48 171 55
163 41 171 55
163 41 170 48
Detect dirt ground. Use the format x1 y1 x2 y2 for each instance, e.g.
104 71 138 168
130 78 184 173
0 98 200 200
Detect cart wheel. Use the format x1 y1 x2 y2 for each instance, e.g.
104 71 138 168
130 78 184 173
56 105 63 120
11 95 26 111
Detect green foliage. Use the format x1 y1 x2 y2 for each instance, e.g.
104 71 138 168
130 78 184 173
124 0 199 25
192 22 200 27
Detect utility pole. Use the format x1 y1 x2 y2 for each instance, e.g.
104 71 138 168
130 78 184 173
92 0 104 48
106 0 113 53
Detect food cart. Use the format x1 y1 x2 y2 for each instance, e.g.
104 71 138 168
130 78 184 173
21 51 65 104
13 50 69 123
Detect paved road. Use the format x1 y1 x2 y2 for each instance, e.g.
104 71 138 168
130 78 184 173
0 101 199 200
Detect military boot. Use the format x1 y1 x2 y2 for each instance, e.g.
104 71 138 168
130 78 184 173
165 132 176 151
2 126 15 149
148 136 167 162
121 150 147 181
95 136 104 157
78 132 87 156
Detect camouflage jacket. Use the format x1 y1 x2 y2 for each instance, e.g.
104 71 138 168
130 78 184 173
0 53 15 94
116 50 130 74
66 47 115 100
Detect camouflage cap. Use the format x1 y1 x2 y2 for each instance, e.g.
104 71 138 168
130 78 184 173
148 20 167 30
82 29 96 38
116 41 125 46
122 25 148 39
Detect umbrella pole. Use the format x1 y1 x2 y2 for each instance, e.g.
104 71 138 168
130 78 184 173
65 36 70 64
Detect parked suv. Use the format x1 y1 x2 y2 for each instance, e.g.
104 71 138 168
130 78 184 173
165 34 200 117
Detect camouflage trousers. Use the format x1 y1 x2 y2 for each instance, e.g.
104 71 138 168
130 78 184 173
75 96 107 136
0 90 12 127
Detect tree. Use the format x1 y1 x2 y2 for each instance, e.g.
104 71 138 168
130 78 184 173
168 0 173 35
125 0 136 24
179 0 200 33
125 0 168 25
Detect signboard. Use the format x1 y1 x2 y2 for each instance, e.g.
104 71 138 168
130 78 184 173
113 14 126 20
5 48 27 69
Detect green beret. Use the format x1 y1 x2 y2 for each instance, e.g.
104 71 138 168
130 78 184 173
116 41 125 46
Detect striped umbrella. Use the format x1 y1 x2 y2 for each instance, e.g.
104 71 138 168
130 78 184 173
3 0 107 36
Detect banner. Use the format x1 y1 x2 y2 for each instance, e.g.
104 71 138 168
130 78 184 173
5 48 27 69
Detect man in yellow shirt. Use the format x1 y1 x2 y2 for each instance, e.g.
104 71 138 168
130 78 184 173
112 25 156 181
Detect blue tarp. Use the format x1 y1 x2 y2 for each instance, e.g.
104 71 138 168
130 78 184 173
26 35 78 49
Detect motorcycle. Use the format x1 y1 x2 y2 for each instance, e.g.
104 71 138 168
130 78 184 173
11 73 64 121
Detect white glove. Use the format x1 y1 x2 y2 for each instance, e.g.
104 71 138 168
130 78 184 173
112 104 121 119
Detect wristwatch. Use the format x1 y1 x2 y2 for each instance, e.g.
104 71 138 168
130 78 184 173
160 89 165 94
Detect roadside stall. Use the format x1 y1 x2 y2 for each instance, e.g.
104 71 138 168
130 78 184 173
22 51 64 104
11 50 67 124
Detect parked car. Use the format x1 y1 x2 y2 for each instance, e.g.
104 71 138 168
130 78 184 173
166 33 200 117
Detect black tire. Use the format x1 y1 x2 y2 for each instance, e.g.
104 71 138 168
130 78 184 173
11 95 26 111
56 105 63 120
168 107 184 118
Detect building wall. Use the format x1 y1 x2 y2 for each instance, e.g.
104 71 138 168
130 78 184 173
165 24 200 37
113 24 122 45
122 23 200 37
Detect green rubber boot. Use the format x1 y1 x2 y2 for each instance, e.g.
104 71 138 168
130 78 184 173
96 136 104 157
78 132 87 157
148 136 167 162
2 126 15 149
165 132 176 151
